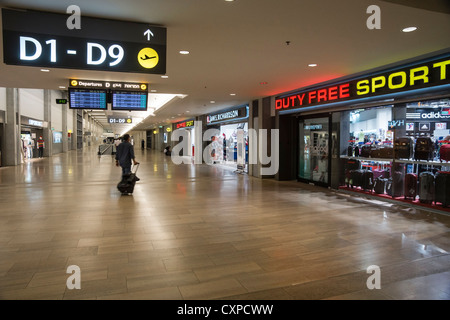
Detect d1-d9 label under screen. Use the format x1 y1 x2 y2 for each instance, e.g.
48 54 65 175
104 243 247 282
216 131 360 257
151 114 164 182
3 31 166 74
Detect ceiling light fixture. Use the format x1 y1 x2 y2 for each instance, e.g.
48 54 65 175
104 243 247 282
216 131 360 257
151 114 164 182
210 101 215 103
59 86 66 89
161 75 169 78
151 89 157 92
40 69 50 72
308 64 318 67
179 50 190 55
230 93 236 96
402 26 417 33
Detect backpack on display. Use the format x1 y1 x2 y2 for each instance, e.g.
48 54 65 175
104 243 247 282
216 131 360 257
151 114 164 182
414 137 434 161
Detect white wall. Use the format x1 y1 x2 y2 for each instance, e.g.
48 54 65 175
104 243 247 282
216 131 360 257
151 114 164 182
0 88 6 111
19 88 44 120
67 107 74 132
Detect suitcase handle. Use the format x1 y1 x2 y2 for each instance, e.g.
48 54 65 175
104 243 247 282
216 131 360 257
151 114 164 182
132 163 140 174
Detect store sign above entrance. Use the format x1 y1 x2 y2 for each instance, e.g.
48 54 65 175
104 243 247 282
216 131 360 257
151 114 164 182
276 55 450 111
206 105 249 125
175 119 195 129
2 8 166 74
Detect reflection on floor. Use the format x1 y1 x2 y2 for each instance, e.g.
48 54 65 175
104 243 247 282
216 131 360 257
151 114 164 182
0 147 449 300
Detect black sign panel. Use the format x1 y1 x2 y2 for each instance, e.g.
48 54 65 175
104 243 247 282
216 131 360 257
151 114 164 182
107 116 132 124
56 99 68 104
2 8 166 74
206 105 249 125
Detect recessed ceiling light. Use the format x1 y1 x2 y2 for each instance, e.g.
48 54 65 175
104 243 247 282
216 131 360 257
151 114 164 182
210 101 215 103
402 26 417 33
59 86 66 89
225 0 235 2
179 50 190 55
40 69 50 72
308 64 318 67
161 75 169 78
230 93 236 96
151 89 157 92
186 110 190 113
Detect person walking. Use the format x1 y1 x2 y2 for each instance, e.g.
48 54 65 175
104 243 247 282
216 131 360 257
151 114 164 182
37 136 45 158
115 134 139 176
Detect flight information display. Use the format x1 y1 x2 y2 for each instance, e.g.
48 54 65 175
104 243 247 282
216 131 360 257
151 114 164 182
111 90 148 111
68 88 107 109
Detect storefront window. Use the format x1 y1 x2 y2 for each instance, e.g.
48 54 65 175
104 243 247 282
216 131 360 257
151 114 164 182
339 99 450 209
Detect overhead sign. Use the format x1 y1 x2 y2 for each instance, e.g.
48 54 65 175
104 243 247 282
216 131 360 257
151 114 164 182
406 108 450 120
2 8 166 74
107 116 132 124
69 79 147 91
276 55 450 112
206 105 249 125
388 120 405 129
56 99 68 104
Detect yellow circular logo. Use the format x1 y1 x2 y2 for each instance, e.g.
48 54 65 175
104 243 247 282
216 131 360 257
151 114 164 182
126 119 132 123
71 80 78 86
141 84 147 91
138 48 159 69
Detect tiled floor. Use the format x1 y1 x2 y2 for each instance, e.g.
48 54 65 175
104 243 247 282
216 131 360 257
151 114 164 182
0 147 449 300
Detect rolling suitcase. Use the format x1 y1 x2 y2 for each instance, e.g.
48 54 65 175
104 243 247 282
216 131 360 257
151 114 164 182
434 171 450 207
419 172 435 204
404 173 418 200
386 171 403 198
374 177 388 194
360 145 372 158
395 137 414 159
117 164 140 195
439 144 450 162
378 145 394 159
414 137 434 161
349 169 364 188
354 145 360 157
347 145 353 157
361 170 374 191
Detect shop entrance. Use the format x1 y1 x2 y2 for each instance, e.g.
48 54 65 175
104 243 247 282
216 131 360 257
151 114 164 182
20 127 44 160
298 116 330 186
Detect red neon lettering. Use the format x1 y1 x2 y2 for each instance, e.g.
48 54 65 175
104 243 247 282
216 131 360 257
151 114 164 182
283 98 290 109
275 99 282 110
308 91 317 104
290 96 296 107
339 83 350 98
317 89 327 102
328 86 338 100
297 94 305 105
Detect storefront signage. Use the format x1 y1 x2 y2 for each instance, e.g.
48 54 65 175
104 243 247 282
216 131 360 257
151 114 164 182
206 105 248 125
388 120 405 129
107 116 132 124
56 99 68 104
176 119 195 129
406 108 450 120
276 55 450 111
2 8 166 74
29 119 43 127
304 124 323 130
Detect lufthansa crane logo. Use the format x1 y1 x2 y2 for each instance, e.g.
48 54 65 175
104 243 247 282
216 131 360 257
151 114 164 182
138 48 159 69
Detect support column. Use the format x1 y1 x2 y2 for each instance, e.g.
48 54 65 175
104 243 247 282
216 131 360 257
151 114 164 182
62 92 68 153
43 90 52 157
4 88 19 166
72 109 77 150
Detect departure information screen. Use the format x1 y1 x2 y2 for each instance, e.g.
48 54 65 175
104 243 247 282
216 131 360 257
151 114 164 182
69 88 107 109
112 91 148 111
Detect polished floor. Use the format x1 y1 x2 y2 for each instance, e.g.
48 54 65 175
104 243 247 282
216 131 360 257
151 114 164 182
0 146 449 300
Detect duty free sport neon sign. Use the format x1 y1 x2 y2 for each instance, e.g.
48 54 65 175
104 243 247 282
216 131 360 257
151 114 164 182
276 57 450 111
